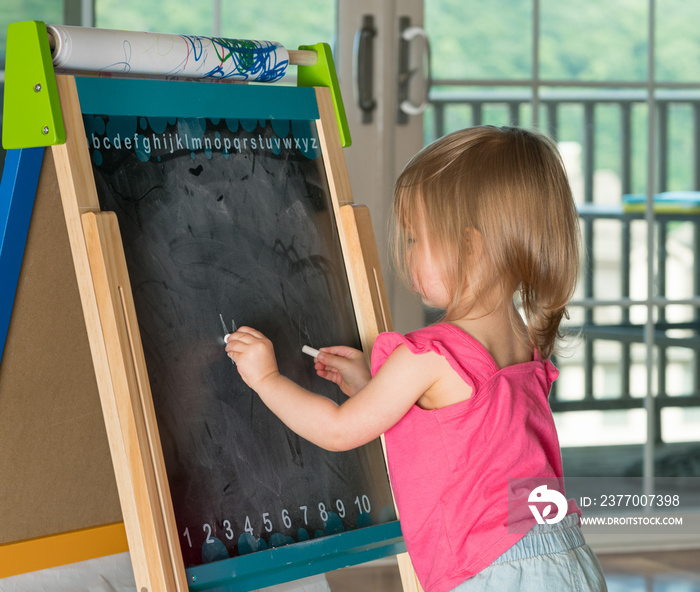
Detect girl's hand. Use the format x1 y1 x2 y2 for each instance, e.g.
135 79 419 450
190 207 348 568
313 346 371 397
225 327 280 391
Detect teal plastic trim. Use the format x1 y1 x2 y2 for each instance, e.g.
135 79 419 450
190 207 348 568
297 43 351 148
0 148 45 365
2 21 64 149
186 521 405 591
75 77 319 121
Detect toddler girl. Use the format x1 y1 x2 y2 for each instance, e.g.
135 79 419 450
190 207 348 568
226 126 607 591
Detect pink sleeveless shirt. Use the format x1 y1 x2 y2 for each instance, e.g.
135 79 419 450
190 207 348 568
371 323 580 592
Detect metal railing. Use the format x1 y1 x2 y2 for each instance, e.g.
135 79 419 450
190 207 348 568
428 89 700 443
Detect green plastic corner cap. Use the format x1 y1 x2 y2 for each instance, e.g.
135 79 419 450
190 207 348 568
2 21 65 149
297 42 351 148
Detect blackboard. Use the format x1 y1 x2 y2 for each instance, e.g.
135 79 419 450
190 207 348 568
80 82 397 571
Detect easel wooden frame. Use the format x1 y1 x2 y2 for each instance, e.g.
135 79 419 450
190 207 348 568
0 22 423 591
56 73 417 592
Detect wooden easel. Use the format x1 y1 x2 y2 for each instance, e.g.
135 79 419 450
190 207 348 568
1 22 423 592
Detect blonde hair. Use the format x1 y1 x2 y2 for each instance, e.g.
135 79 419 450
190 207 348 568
393 126 580 359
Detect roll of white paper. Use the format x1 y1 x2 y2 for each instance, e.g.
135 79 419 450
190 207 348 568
47 24 289 82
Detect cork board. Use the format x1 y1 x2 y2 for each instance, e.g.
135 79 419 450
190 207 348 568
0 148 121 545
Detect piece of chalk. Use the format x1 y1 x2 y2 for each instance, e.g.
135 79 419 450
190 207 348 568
224 333 230 343
302 345 320 358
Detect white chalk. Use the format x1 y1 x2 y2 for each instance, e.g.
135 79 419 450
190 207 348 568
224 333 230 343
302 345 320 358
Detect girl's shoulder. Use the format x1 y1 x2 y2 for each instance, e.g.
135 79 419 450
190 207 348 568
371 323 499 387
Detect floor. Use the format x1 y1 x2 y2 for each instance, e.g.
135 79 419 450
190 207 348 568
599 550 700 592
325 549 700 592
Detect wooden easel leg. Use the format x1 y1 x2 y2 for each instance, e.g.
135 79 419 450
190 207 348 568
80 211 186 592
396 552 425 592
337 203 423 592
51 74 186 592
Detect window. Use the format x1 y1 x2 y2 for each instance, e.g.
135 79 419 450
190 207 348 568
94 0 334 58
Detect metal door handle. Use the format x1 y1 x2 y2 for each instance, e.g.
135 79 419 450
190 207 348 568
398 18 432 123
354 15 377 124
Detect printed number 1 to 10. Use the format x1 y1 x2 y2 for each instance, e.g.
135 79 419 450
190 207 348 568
182 496 372 547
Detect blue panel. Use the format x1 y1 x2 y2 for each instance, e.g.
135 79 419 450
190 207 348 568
75 78 319 121
186 521 405 592
0 147 45 365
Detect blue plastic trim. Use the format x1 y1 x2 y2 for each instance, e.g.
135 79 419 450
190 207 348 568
75 78 319 121
0 147 45 365
186 521 405 591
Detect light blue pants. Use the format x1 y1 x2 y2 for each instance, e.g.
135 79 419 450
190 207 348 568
451 515 607 591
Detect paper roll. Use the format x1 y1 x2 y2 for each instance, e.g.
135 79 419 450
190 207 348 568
46 24 289 82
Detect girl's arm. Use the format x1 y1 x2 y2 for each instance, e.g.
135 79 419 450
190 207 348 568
226 327 440 451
